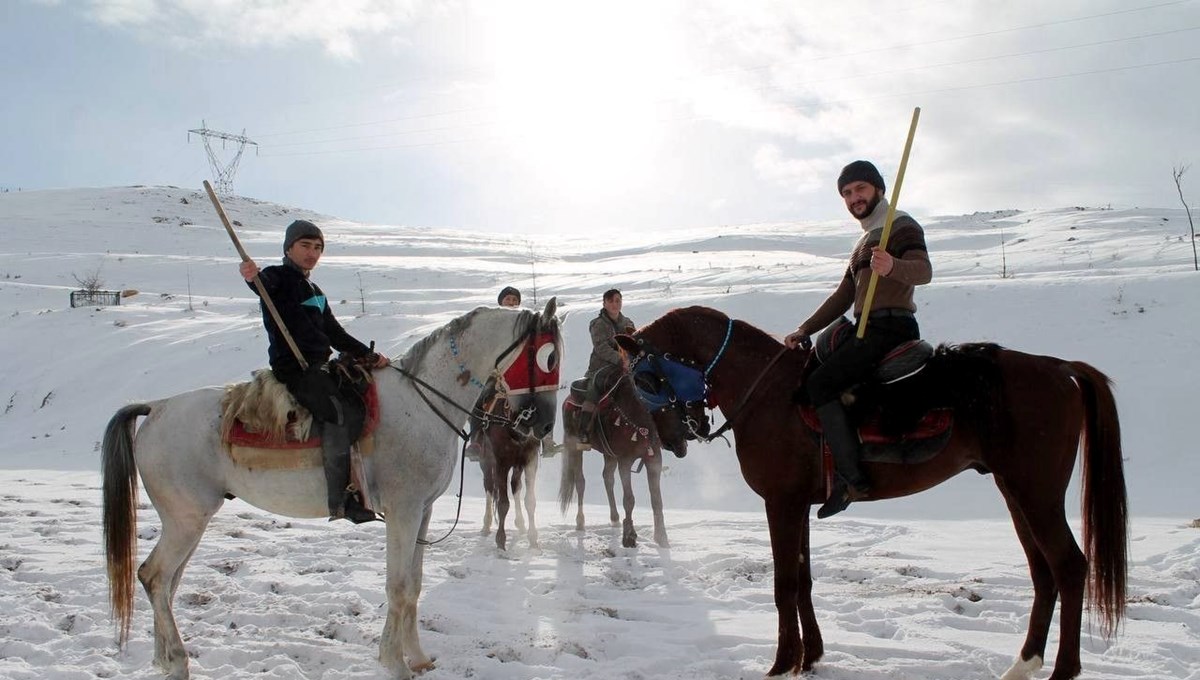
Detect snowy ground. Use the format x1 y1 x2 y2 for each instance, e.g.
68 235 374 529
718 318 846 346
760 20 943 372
0 186 1198 678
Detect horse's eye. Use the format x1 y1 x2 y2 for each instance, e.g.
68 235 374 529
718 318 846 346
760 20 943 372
536 342 558 372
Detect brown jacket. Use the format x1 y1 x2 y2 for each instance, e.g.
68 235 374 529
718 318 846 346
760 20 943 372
798 198 932 335
587 310 636 377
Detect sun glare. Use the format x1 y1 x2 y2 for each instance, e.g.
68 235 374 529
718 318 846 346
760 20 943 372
478 4 685 200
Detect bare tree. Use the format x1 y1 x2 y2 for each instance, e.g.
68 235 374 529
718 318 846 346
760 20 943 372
357 272 367 314
72 264 105 293
527 241 539 306
1173 164 1197 271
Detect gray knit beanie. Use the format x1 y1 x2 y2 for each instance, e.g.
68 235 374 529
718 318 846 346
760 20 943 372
283 220 324 253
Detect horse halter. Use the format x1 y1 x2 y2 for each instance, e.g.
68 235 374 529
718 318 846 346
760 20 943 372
628 318 732 440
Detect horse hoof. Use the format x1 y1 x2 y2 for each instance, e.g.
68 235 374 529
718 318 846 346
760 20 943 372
408 656 436 674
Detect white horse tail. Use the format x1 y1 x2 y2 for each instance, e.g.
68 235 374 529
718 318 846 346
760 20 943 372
102 403 151 647
558 445 583 515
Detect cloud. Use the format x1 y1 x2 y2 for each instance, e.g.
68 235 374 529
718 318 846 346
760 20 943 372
75 0 426 58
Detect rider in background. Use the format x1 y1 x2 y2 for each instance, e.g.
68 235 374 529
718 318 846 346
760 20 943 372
240 219 388 523
783 160 932 519
465 286 562 459
579 288 636 445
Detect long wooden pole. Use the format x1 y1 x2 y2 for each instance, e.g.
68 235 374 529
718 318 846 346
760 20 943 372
856 106 921 340
203 180 309 370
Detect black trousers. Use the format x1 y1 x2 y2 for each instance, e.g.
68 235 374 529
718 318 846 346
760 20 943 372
807 315 919 407
275 364 365 441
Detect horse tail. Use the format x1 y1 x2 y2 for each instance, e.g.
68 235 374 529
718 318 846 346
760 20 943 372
101 403 151 647
1069 361 1127 638
558 446 583 515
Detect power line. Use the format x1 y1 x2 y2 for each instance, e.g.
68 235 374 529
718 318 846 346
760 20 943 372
187 121 258 194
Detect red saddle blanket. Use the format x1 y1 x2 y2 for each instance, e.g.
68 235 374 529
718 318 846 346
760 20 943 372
797 403 952 444
225 384 381 450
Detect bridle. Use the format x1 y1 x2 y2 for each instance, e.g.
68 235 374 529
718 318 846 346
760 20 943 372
389 310 560 546
628 316 787 443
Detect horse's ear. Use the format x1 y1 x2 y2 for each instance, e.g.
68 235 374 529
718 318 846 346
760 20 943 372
542 296 557 323
615 334 639 355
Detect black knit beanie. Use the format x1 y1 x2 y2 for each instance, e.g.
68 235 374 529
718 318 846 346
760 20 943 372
283 220 324 253
497 286 522 305
837 160 886 194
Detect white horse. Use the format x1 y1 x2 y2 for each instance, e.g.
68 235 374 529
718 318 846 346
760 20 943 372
102 300 560 680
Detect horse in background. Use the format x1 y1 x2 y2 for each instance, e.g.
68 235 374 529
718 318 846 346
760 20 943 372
619 306 1126 680
474 383 543 550
557 369 703 548
102 300 560 680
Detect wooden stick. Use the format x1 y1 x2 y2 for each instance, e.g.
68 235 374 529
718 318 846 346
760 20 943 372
203 181 309 371
856 106 921 340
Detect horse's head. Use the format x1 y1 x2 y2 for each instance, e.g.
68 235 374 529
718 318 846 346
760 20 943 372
616 333 711 458
493 297 561 439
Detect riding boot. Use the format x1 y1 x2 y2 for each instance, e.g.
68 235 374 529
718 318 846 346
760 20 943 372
578 406 596 445
321 421 378 524
815 401 870 519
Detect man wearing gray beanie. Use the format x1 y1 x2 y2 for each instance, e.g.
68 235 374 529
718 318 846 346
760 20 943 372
783 160 933 519
239 219 389 523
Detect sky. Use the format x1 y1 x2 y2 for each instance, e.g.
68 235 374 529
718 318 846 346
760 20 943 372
1 181 1198 677
4 0 1199 233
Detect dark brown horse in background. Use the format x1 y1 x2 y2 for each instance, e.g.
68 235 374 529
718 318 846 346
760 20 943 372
558 370 700 548
617 306 1127 680
474 387 542 551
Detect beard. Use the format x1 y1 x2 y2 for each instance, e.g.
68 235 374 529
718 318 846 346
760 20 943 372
849 191 882 219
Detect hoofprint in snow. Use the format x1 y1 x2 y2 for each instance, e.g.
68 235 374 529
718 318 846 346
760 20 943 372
1 186 1199 677
0 476 1197 679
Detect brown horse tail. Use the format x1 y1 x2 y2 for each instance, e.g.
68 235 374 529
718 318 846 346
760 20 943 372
558 446 583 515
101 403 151 647
1069 361 1128 638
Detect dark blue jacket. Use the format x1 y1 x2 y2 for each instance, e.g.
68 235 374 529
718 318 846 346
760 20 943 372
247 259 370 377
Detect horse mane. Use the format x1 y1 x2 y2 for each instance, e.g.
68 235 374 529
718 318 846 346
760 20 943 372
400 307 541 373
219 370 314 445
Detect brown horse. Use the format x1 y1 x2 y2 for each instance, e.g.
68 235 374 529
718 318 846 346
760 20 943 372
474 389 542 551
557 370 702 548
617 306 1127 680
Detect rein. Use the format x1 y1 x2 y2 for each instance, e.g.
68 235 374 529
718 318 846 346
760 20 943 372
701 346 790 443
390 312 546 546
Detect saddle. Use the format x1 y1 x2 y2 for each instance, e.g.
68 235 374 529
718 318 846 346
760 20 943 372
801 317 953 465
563 376 654 454
219 368 381 470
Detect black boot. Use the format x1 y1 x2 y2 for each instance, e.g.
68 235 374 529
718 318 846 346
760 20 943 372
815 401 870 519
321 421 378 524
577 407 595 445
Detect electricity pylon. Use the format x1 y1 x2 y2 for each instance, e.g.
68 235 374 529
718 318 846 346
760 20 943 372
188 121 258 195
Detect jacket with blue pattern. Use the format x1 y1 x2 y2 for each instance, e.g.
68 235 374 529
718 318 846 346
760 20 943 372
247 259 370 376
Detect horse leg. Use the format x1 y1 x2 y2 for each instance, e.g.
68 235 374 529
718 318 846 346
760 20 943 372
796 510 823 670
644 454 669 548
523 452 540 549
1001 483 1086 680
617 457 638 548
764 498 806 676
602 455 620 526
137 508 217 680
512 466 526 533
480 458 495 537
996 481 1053 680
495 463 511 551
481 491 494 536
380 506 432 678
